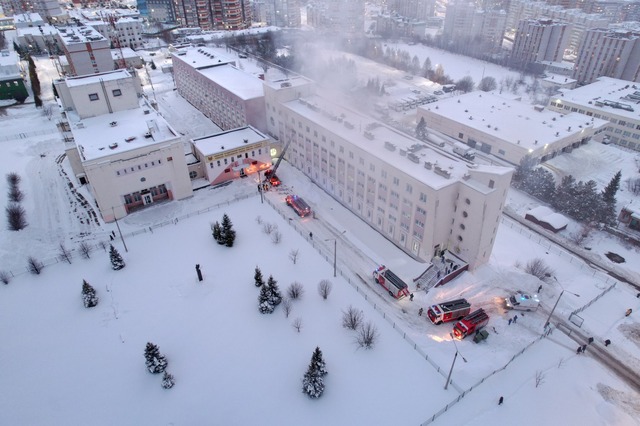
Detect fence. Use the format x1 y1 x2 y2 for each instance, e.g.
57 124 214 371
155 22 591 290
0 128 59 142
570 282 617 317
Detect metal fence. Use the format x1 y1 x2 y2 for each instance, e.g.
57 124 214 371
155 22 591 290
570 282 617 317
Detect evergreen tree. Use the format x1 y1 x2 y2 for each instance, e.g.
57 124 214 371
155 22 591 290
258 283 274 314
573 180 601 222
109 244 126 270
254 266 265 287
311 347 327 376
144 342 168 374
523 168 556 202
552 175 576 215
211 221 222 243
220 213 236 247
513 155 536 186
161 371 175 389
602 171 621 205
81 279 99 308
415 117 427 141
302 351 325 398
150 61 157 70
267 275 282 306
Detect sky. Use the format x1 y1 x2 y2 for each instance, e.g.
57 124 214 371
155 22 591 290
1 41 640 425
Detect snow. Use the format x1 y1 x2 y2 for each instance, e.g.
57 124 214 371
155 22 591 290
526 205 569 230
1 51 640 425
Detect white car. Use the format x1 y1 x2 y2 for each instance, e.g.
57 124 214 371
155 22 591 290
505 293 540 311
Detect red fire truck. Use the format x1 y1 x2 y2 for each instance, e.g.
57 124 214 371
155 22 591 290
427 298 471 325
373 265 411 299
452 309 489 340
285 195 311 217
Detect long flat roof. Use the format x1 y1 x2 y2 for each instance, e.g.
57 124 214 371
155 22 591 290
63 69 131 88
555 77 640 121
283 94 510 191
192 126 269 155
198 64 264 100
69 100 180 162
57 25 107 45
419 92 608 149
172 46 235 70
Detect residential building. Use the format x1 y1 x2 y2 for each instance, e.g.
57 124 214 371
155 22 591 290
579 0 640 23
172 46 267 132
573 26 640 85
14 15 60 55
252 0 301 27
510 19 571 72
86 16 145 50
387 0 435 21
374 12 427 38
0 49 28 102
172 0 251 31
55 25 113 76
306 0 365 34
442 0 507 54
263 76 514 269
417 91 608 165
54 70 193 222
190 126 272 186
0 0 62 19
548 77 640 151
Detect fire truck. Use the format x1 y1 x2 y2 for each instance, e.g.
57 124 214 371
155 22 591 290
285 195 311 217
427 298 471 325
452 308 489 340
373 265 411 299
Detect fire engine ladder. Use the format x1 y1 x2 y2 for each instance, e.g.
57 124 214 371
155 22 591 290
266 136 293 178
465 309 487 323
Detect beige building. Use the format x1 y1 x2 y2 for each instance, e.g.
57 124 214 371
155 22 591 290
264 76 513 269
417 92 608 165
54 70 193 222
56 25 113 76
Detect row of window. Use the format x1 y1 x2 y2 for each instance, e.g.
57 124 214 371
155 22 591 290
89 89 121 101
116 158 163 176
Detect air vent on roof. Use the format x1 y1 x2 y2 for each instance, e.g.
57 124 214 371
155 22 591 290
407 153 420 163
424 161 432 170
384 141 396 151
143 110 150 115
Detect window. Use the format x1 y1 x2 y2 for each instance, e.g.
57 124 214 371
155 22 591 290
189 171 197 178
112 89 122 96
88 93 99 101
462 211 468 218
419 192 427 202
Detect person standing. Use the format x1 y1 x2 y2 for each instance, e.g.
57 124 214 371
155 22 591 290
513 315 518 324
498 396 504 405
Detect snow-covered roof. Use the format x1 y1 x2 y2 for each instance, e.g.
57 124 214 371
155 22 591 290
192 126 269 156
419 92 608 149
526 206 569 230
69 99 180 162
555 77 640 120
64 69 131 88
111 47 139 60
13 13 44 26
15 23 57 36
283 94 507 191
198 64 264 100
172 46 235 70
0 50 20 77
56 25 107 45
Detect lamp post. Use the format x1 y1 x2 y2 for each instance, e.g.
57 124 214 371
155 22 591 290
444 333 467 390
543 288 579 331
112 207 128 252
325 231 346 278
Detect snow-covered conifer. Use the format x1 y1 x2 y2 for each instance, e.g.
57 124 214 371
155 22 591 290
81 279 99 308
221 213 235 247
109 245 125 270
267 275 282 306
161 371 175 389
144 342 168 374
258 284 274 314
211 221 222 243
254 266 265 287
311 347 327 376
302 350 325 398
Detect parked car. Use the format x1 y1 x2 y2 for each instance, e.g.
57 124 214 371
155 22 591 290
505 293 540 311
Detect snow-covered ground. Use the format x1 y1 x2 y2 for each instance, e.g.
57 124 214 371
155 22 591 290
1 50 640 425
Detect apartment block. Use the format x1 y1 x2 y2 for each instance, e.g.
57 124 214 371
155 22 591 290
56 25 113 76
510 19 571 71
442 0 507 54
573 26 640 84
263 77 513 269
387 0 435 21
548 77 640 151
172 46 266 132
172 0 251 31
306 0 365 34
252 0 301 27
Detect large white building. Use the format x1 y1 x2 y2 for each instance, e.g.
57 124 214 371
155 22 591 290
548 77 640 151
56 25 113 76
417 92 608 165
263 76 513 269
172 46 267 132
55 70 193 222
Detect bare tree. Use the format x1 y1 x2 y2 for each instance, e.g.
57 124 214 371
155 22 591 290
287 281 304 300
535 370 545 388
271 231 282 244
255 215 263 224
0 270 11 284
58 243 72 264
569 224 593 246
98 241 108 252
43 104 53 120
289 249 300 264
318 279 332 300
6 203 27 230
282 298 292 318
558 358 565 369
8 187 24 202
524 258 555 281
342 306 364 330
262 223 275 235
292 317 303 332
27 256 44 275
6 172 20 186
356 322 379 349
79 241 93 259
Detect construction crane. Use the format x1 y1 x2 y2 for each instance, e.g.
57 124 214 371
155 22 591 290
106 14 126 70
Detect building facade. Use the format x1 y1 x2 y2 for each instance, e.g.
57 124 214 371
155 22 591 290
172 0 251 30
442 0 507 54
54 70 193 222
510 19 571 71
252 0 300 27
263 76 513 269
387 0 435 21
172 46 267 132
572 26 640 85
56 25 113 76
0 49 28 102
548 77 640 151
306 0 365 34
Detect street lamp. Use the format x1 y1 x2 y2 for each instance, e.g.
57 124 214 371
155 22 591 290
543 287 580 331
325 231 346 277
444 333 467 390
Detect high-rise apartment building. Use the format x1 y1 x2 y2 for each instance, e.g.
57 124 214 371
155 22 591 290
0 0 62 19
573 25 640 84
306 0 365 34
252 0 300 27
579 0 640 23
173 0 251 30
510 19 571 70
442 0 506 54
387 0 435 20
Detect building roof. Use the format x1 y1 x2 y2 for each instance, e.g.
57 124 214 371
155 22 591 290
69 99 180 162
555 77 640 121
111 47 140 60
57 25 107 45
283 94 509 191
64 69 131 88
192 126 269 156
420 91 608 149
172 46 235 70
198 64 264 100
0 50 20 77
